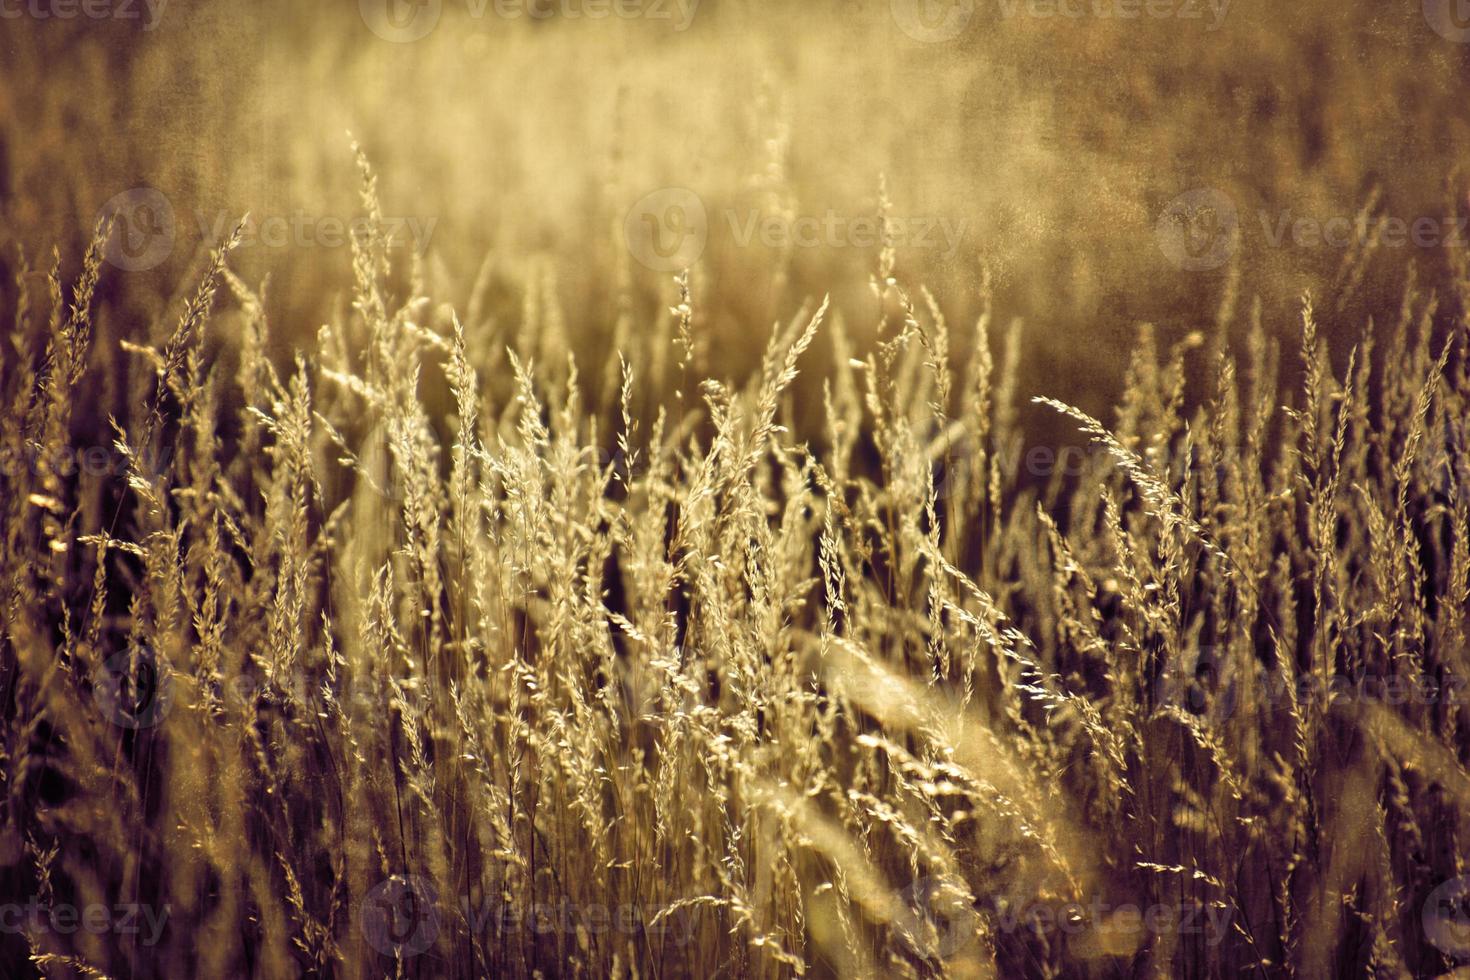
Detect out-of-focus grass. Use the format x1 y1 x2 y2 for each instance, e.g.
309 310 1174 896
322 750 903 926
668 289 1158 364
2 0 1466 396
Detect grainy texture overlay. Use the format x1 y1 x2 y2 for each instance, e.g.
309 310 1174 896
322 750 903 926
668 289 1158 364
1 2 1469 977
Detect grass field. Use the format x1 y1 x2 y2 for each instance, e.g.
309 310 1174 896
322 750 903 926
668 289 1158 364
2 2 1470 977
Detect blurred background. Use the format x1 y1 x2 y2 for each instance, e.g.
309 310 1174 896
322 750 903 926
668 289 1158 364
1 0 1468 409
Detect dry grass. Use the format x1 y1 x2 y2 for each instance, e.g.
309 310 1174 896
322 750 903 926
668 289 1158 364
1 145 1468 979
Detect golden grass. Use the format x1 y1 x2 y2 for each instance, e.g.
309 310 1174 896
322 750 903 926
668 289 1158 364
2 151 1469 978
